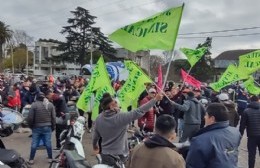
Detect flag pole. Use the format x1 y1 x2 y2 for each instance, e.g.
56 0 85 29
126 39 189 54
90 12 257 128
163 51 176 89
180 66 193 91
163 3 185 90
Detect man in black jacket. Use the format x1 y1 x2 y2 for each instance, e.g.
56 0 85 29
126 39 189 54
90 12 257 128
239 95 260 168
27 92 56 165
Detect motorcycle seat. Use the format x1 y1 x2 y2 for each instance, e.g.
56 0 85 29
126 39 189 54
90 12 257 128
0 149 20 164
64 150 91 168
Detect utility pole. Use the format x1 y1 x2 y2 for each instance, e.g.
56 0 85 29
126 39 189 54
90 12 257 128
11 45 14 74
25 36 29 76
90 28 93 68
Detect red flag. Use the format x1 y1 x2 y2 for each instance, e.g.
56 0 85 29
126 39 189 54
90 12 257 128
181 69 201 89
157 64 163 89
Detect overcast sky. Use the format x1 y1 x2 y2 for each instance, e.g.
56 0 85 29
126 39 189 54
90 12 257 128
0 0 259 57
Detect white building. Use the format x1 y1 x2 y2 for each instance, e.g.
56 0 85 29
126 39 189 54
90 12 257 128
34 40 81 76
115 48 150 74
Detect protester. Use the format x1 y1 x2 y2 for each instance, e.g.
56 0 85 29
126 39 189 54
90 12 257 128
126 114 185 168
236 87 249 116
20 80 31 111
0 79 9 105
171 91 205 142
92 92 163 167
158 88 175 117
218 93 240 127
239 95 260 168
138 88 157 132
63 85 80 103
186 103 241 168
7 83 21 111
27 92 56 165
45 90 68 150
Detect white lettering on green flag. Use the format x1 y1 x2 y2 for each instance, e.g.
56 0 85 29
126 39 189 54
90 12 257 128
76 56 112 112
210 64 248 92
180 47 207 67
109 5 184 52
239 50 260 75
243 76 260 95
118 61 152 111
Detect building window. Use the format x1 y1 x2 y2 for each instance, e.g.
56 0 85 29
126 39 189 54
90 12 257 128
41 67 49 70
35 67 39 70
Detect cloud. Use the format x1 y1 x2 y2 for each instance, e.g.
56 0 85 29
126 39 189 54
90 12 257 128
0 0 259 57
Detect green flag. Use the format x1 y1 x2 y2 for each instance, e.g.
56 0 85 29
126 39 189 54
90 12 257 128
109 5 184 52
77 56 112 112
239 50 260 75
210 64 249 92
91 85 115 121
243 76 260 95
118 61 152 111
180 47 207 67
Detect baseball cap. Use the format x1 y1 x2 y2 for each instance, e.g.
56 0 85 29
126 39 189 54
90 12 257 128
218 93 229 101
148 88 157 93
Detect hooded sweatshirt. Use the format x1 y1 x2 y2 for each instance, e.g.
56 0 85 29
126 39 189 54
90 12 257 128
239 101 260 137
222 100 239 127
172 96 205 125
127 134 185 168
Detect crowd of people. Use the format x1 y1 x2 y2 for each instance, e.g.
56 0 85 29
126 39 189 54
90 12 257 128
0 73 260 168
93 82 260 168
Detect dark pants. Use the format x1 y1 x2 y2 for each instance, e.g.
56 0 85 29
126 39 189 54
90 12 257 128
180 124 200 142
88 113 92 129
78 109 84 116
247 136 260 168
56 124 67 148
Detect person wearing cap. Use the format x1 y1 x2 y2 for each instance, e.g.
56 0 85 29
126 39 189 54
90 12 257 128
239 95 260 168
218 93 239 127
138 88 157 132
92 92 163 167
27 92 56 165
171 91 205 142
186 103 241 168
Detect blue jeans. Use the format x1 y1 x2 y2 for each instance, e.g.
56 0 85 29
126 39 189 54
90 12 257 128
29 126 52 160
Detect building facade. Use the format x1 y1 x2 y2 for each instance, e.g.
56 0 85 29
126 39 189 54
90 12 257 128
34 40 81 76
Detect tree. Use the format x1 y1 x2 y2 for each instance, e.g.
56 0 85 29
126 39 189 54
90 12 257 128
12 29 34 46
0 21 12 70
58 7 116 66
189 37 214 82
3 44 33 72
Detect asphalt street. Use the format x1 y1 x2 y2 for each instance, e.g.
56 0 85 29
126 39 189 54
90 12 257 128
1 127 260 168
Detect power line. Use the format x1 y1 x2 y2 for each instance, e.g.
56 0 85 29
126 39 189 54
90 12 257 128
178 32 260 39
179 26 260 35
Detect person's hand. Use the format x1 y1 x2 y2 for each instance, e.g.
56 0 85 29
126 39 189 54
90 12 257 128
92 146 100 155
154 92 163 101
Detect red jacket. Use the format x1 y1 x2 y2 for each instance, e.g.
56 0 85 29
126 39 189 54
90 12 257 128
7 89 21 108
138 96 155 132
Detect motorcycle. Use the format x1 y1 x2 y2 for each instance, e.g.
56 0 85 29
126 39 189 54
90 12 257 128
49 116 91 168
0 106 30 168
173 140 191 159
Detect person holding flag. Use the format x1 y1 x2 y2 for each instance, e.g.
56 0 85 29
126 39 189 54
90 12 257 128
92 92 163 167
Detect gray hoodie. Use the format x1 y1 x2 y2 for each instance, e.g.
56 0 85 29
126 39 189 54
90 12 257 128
172 96 205 125
92 99 156 155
